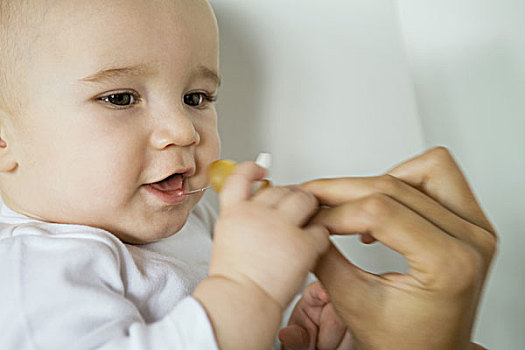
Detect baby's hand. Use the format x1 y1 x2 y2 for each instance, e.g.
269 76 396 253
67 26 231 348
210 161 330 309
279 282 354 350
194 162 330 348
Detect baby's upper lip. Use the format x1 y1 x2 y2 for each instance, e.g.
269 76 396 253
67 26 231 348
148 167 195 184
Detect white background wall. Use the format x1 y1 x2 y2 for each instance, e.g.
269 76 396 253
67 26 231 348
397 1 525 348
208 0 524 348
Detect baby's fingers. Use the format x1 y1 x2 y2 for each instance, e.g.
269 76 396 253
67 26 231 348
318 303 349 350
251 186 319 226
219 162 266 208
301 282 330 308
279 324 311 350
276 187 319 226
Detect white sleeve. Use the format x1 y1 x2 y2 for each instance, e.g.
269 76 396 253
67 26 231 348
101 297 218 350
0 233 218 350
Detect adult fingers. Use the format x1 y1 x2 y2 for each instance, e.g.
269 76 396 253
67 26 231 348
310 194 454 275
301 173 494 258
219 162 266 208
388 146 495 234
301 147 492 235
313 243 374 321
312 195 489 292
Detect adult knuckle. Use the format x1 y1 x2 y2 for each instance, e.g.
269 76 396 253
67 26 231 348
429 146 455 165
489 231 499 256
475 227 499 261
361 193 394 219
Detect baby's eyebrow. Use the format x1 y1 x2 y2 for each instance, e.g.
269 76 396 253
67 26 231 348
77 64 221 87
78 64 158 84
193 65 222 88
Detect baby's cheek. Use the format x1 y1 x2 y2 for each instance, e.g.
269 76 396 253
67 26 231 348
197 135 220 174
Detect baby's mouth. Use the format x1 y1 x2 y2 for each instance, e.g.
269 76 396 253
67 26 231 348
148 173 185 192
144 173 188 205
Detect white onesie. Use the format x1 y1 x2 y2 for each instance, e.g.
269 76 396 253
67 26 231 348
0 197 219 349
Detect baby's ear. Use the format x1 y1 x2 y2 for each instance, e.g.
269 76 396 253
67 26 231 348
0 110 18 172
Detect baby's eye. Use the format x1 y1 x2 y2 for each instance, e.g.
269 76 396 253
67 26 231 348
99 92 140 108
184 92 216 108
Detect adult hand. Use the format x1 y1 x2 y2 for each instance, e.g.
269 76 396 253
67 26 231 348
300 147 497 350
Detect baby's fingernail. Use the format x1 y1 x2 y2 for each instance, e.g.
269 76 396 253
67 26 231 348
317 285 329 301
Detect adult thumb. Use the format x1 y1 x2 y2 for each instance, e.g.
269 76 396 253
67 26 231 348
314 242 371 319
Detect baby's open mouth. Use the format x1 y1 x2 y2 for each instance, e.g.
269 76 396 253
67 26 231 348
144 168 194 205
144 173 187 205
149 173 185 192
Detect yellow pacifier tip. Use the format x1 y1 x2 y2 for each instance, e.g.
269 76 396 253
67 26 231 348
207 153 273 194
207 159 237 193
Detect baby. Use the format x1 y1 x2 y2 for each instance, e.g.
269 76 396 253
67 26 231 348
0 0 332 348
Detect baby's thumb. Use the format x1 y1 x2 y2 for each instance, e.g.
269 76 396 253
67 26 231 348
279 325 311 350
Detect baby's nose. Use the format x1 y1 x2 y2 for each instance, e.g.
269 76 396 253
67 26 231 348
149 110 200 149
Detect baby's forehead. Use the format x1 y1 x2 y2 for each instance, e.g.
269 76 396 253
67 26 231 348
1 0 217 115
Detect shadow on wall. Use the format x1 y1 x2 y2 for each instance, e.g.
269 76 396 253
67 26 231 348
212 3 267 161
203 3 268 209
206 1 411 276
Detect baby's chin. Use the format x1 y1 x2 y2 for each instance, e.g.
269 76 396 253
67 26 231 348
87 193 199 244
109 218 188 245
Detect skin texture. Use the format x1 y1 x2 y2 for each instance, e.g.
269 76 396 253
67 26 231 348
0 0 221 243
280 147 495 350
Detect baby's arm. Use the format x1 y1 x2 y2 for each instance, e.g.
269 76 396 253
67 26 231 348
193 162 330 349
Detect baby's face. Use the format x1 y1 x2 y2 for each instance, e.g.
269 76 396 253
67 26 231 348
0 0 220 243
